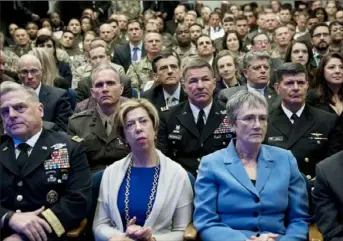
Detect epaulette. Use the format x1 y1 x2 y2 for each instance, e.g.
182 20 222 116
71 136 84 143
70 109 93 119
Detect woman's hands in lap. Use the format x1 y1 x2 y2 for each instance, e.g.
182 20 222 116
125 216 155 241
246 233 278 241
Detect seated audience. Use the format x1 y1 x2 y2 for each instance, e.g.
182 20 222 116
92 99 193 241
194 89 310 241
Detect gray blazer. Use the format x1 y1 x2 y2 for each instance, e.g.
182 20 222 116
218 85 281 112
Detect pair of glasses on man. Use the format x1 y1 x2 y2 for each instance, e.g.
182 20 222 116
19 69 40 76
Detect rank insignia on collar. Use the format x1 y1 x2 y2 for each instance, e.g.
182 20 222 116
46 190 58 204
71 136 84 143
42 146 47 150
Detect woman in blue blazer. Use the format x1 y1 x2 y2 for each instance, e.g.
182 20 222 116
194 90 310 241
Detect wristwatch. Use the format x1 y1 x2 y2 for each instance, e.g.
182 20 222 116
3 211 15 228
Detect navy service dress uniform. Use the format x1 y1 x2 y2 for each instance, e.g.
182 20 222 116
264 105 342 179
0 129 92 240
157 100 234 176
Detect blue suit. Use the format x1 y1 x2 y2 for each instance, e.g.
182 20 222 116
194 141 310 241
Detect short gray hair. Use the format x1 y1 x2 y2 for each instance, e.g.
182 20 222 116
275 62 308 83
0 81 39 103
243 51 271 69
91 64 121 85
182 58 213 81
226 89 268 125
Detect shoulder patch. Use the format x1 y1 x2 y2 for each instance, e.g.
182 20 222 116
71 136 84 143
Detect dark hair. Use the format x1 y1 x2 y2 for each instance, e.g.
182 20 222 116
83 30 97 41
281 3 292 11
35 35 58 61
107 18 119 25
251 32 270 45
223 17 234 23
316 53 343 104
80 15 96 32
235 15 248 23
189 23 203 29
209 11 222 20
313 7 328 22
286 20 297 27
222 30 242 52
309 22 329 37
195 34 213 48
25 22 38 29
127 19 143 30
329 21 343 31
152 50 181 73
62 30 75 37
40 18 52 29
275 63 308 83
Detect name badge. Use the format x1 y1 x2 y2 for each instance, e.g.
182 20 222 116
268 136 284 142
168 134 182 140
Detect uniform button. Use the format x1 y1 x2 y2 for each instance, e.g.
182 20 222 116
172 141 175 144
17 181 23 187
222 142 226 145
16 209 21 213
200 143 203 147
317 140 321 144
57 179 62 183
16 195 23 202
304 157 309 162
197 158 200 162
256 233 260 237
253 212 259 217
254 197 260 203
306 175 312 180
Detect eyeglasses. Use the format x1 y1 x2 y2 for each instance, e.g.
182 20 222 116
236 115 268 125
254 40 270 45
19 68 40 76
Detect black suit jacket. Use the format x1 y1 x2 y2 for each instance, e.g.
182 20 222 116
112 43 147 72
264 105 342 177
165 20 178 35
141 84 188 112
313 151 343 241
39 85 72 132
0 129 91 239
75 75 132 103
157 100 234 176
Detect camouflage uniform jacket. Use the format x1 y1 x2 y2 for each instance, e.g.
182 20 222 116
126 56 153 90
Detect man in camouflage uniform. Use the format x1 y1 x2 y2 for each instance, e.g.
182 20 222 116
0 32 19 78
99 23 121 57
126 32 163 90
110 0 141 20
173 25 197 62
107 19 127 48
270 25 291 61
11 29 32 57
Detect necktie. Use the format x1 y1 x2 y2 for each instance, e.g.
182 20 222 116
166 97 177 107
132 47 139 62
105 120 112 136
197 110 205 134
291 113 299 125
17 143 31 170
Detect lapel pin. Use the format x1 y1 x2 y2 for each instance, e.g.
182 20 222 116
42 146 47 150
2 147 8 151
268 95 272 99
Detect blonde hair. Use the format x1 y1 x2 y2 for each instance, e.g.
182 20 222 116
30 47 58 86
115 99 160 142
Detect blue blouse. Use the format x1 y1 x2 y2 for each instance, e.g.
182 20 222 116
117 166 159 230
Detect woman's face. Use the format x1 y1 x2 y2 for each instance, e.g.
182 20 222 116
226 33 240 52
324 58 343 86
81 18 92 32
37 39 54 55
42 21 52 30
217 55 236 81
9 24 18 37
291 43 309 66
233 103 268 146
68 19 81 34
316 9 325 22
123 107 156 152
83 34 95 52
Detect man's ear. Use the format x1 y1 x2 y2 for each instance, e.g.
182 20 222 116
90 88 95 98
274 82 280 95
243 69 248 79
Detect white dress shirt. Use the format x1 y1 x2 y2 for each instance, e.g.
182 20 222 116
247 84 266 96
129 42 143 62
189 101 213 124
13 128 43 158
34 82 42 96
163 83 181 105
281 104 305 124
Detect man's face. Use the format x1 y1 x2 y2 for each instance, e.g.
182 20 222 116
26 23 38 40
279 9 291 23
100 24 115 42
61 32 74 48
183 66 215 108
109 22 119 37
244 58 270 88
264 13 277 31
155 56 180 86
144 33 162 54
9 24 18 37
223 21 235 32
50 13 61 26
196 36 214 57
296 15 307 31
176 25 191 46
184 14 196 27
118 15 128 31
201 7 211 22
275 73 308 108
189 25 202 42
145 23 159 33
210 14 221 28
336 11 343 22
81 18 92 32
312 26 331 51
89 47 108 67
307 17 319 30
83 9 93 19
235 20 249 37
325 2 337 16
252 34 271 51
127 22 143 43
274 27 291 47
0 55 5 80
91 70 123 107
67 20 81 34
174 6 186 22
83 34 95 52
330 24 343 42
244 11 255 25
18 57 42 90
257 14 265 29
271 1 280 12
14 29 29 46
287 24 296 38
0 90 44 141
312 0 322 10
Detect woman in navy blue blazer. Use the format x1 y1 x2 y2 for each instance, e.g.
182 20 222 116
194 90 310 241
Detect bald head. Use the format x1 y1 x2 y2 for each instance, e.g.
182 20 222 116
18 54 42 89
99 23 115 42
37 28 52 37
18 54 42 68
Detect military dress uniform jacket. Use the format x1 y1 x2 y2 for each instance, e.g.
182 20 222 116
157 100 234 176
68 108 130 173
264 105 342 178
0 129 92 240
